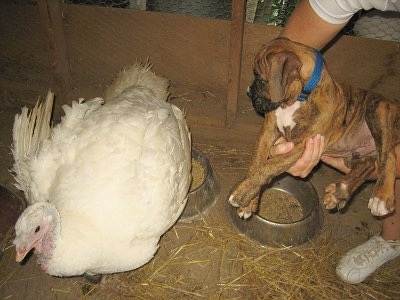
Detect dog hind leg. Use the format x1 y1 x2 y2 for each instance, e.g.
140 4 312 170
324 156 375 211
368 149 397 216
366 102 399 216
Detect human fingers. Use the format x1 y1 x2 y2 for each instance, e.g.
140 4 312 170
287 134 324 178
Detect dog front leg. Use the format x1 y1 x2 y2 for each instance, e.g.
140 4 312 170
248 120 280 176
230 146 303 219
229 118 280 218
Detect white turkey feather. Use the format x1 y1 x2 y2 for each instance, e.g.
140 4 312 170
12 62 191 277
12 92 53 203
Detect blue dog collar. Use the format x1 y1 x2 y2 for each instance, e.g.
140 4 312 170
297 50 324 102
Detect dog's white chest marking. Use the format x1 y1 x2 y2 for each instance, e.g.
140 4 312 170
275 101 301 135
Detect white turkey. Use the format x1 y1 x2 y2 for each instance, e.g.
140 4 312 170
11 62 192 278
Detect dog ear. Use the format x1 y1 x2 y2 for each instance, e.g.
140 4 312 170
268 51 302 103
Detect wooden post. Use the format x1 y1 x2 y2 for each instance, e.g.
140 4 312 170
226 0 246 128
37 0 72 94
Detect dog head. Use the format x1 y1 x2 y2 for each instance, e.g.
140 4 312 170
248 37 320 115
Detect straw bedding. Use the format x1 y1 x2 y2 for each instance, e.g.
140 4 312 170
84 144 400 299
89 217 400 299
1 142 399 299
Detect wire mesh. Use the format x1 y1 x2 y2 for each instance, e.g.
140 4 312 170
64 0 131 9
61 0 300 25
354 10 400 42
8 0 400 39
1 0 399 93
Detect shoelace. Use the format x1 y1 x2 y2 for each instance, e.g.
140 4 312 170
353 239 400 266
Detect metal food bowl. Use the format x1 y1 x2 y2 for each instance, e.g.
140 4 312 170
179 147 219 222
227 175 323 247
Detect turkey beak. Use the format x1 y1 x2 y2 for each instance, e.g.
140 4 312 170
15 247 29 262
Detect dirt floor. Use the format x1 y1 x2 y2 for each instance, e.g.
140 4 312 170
0 86 399 300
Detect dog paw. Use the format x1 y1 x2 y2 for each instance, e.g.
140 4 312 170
323 193 339 210
228 194 240 207
235 198 259 219
237 206 253 219
229 179 260 209
368 196 394 216
323 182 349 210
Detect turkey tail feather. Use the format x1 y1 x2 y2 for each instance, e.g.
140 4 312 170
104 60 169 102
11 90 54 203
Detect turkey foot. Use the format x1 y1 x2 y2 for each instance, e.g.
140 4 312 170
83 272 103 284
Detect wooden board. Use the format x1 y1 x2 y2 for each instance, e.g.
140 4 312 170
0 3 399 147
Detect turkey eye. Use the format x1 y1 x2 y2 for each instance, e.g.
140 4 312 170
35 226 40 233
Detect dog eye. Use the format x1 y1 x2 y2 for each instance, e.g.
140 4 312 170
34 226 40 233
253 70 259 77
258 79 267 86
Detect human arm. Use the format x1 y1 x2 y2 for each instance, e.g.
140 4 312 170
272 137 400 179
279 0 348 50
280 0 400 50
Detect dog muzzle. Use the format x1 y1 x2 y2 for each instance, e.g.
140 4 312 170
247 85 281 115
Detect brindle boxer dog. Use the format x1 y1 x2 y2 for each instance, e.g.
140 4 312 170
229 37 400 219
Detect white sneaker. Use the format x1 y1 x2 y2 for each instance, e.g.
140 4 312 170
336 235 400 284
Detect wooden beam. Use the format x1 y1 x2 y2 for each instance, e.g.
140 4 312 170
226 0 246 128
37 0 71 93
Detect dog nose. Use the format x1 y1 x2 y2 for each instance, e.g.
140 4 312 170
247 86 253 98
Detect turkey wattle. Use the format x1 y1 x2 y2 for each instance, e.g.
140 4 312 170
11 62 191 277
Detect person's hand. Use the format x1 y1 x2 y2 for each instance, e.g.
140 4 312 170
269 134 325 178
